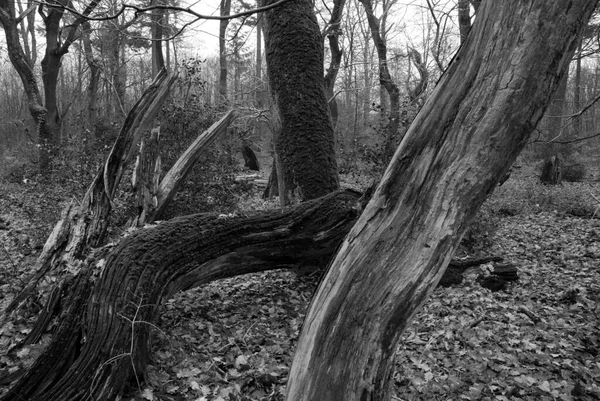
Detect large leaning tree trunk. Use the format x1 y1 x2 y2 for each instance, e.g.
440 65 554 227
285 1 597 400
0 190 363 401
260 0 339 200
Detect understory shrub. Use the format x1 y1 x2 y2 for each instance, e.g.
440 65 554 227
486 175 600 217
562 163 587 182
461 205 500 255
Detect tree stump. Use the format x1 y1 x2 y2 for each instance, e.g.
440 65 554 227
242 145 260 171
540 155 562 185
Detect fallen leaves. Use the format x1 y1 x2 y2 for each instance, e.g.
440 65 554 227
1 178 600 400
394 213 600 401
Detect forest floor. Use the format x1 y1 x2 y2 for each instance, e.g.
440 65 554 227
0 171 599 401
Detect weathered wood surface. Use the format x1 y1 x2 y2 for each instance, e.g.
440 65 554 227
285 2 597 400
0 189 363 401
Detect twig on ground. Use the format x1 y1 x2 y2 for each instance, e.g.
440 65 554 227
517 306 541 325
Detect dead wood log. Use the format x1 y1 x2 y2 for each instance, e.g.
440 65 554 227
0 189 363 401
540 155 562 185
242 145 260 171
438 256 504 288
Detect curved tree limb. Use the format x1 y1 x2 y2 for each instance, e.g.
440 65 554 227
35 0 295 22
0 189 363 401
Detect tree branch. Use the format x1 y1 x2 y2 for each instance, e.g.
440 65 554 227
35 0 294 23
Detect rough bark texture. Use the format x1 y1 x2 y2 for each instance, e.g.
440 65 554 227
131 126 162 227
150 0 165 77
260 0 339 200
285 1 597 400
0 190 363 401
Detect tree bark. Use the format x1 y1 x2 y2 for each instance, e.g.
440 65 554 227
540 69 569 157
130 126 162 227
323 0 346 128
81 20 101 142
573 40 583 139
0 190 363 401
407 47 429 104
458 0 472 43
285 1 597 400
153 110 236 219
260 0 339 200
540 155 562 185
255 16 264 106
150 0 165 77
219 0 232 102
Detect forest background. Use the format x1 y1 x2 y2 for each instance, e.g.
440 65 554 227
1 0 599 187
1 0 600 400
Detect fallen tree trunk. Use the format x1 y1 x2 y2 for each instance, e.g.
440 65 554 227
0 189 363 401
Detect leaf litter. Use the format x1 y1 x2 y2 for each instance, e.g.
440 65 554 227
136 212 600 401
1 182 599 400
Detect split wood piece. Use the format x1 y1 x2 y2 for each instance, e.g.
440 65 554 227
448 256 504 269
493 263 519 281
153 110 237 220
438 256 504 288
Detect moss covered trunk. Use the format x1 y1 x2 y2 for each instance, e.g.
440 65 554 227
260 0 339 200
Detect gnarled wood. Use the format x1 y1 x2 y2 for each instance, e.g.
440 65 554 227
0 190 362 401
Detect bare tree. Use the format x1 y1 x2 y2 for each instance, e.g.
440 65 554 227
323 0 347 128
358 0 401 162
219 0 232 102
0 0 101 171
150 0 166 76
